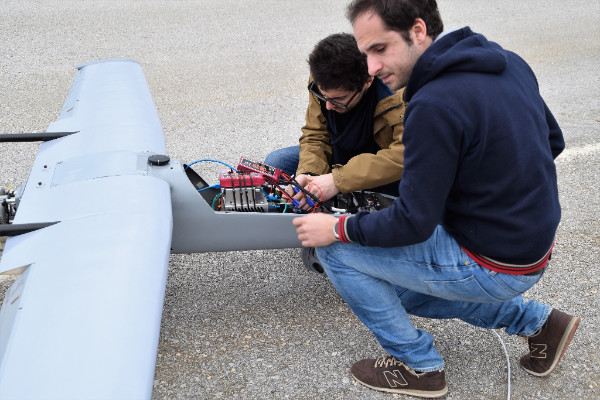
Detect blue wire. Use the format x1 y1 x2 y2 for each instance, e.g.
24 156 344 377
198 184 221 192
292 186 315 207
185 159 237 171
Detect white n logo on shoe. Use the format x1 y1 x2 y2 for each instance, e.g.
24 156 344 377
530 343 548 359
384 369 408 387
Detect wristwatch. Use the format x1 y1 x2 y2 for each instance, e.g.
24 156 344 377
333 220 340 241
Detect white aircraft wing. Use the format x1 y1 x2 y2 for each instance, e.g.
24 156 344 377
0 59 173 399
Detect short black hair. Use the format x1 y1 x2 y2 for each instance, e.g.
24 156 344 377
308 33 370 92
347 0 444 43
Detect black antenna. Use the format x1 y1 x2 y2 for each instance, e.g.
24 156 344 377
0 132 78 142
0 222 60 237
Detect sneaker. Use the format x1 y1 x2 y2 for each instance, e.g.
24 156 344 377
520 308 580 377
350 355 448 398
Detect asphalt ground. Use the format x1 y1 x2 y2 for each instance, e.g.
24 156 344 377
0 1 598 399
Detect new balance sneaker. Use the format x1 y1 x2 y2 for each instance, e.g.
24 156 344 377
520 308 580 377
350 355 448 398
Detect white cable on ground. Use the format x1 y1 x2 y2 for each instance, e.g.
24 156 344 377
491 329 511 400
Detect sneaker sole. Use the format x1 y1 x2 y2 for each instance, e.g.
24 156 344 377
351 375 449 398
522 315 581 377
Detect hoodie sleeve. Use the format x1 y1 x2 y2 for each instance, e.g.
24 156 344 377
345 99 461 247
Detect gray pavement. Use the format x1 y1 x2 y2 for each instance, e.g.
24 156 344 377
1 1 598 399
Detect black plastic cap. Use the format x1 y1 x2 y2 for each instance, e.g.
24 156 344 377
148 154 171 166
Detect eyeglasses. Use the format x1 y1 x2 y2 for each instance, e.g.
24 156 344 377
308 81 360 110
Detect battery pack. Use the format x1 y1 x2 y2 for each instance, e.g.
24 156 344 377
237 156 281 181
219 171 266 188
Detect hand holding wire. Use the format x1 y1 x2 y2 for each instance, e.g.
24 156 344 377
302 173 339 203
292 186 315 208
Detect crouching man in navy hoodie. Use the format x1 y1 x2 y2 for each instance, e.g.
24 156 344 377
293 0 580 397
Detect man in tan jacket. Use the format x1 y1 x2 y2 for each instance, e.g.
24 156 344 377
265 33 406 207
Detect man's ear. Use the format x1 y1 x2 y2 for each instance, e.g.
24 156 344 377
363 75 375 90
411 18 429 45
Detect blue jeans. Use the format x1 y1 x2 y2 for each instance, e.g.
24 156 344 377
316 225 551 372
264 146 300 176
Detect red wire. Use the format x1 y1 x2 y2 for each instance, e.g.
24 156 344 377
306 182 323 202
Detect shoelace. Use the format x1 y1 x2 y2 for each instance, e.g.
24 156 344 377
374 355 404 368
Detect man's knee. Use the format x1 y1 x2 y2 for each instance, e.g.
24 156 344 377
315 242 349 273
264 148 286 167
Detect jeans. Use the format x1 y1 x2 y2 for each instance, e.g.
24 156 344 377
264 146 300 176
316 225 551 372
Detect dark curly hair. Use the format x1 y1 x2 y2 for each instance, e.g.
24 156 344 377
308 33 370 92
346 0 443 43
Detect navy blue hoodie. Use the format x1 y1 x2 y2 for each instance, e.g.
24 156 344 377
345 27 564 266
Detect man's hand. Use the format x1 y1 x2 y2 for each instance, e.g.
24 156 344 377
292 213 338 247
303 173 339 202
286 174 311 199
287 173 340 210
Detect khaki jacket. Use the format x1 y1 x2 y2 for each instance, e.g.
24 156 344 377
296 84 406 193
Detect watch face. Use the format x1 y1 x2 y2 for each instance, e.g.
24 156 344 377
333 221 340 239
